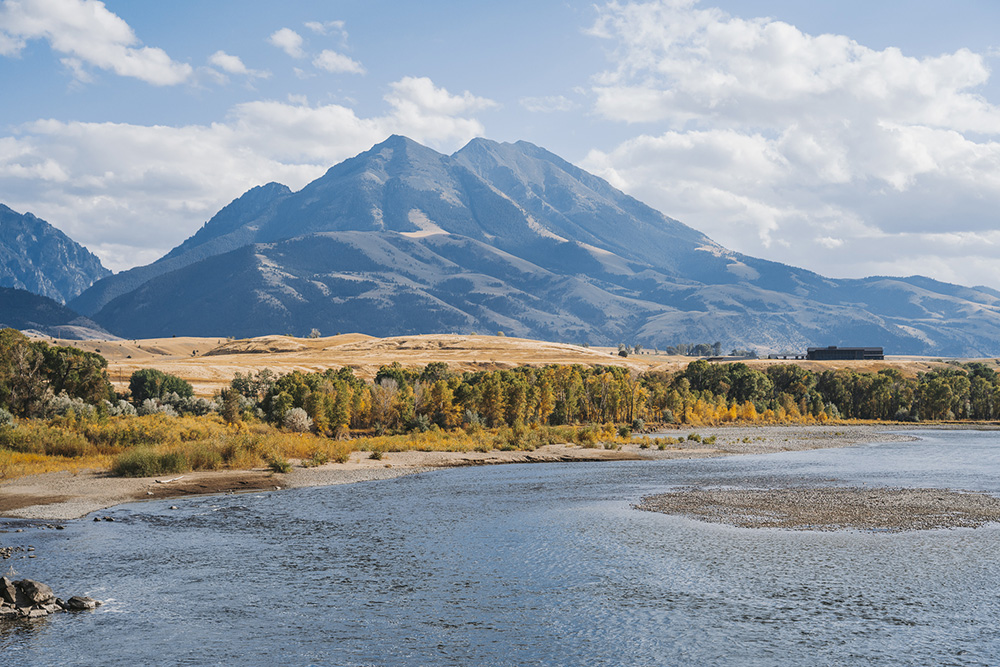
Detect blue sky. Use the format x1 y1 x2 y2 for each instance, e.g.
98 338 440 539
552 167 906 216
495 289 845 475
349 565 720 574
3 0 1000 291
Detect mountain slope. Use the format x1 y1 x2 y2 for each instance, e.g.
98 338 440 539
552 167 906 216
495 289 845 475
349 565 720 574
0 205 110 303
72 136 1000 355
69 182 292 316
0 287 118 340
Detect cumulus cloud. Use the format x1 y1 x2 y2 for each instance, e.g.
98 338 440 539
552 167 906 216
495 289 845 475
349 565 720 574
207 50 269 79
312 49 365 75
268 27 305 58
583 0 1000 287
0 0 191 85
0 78 495 271
387 76 496 115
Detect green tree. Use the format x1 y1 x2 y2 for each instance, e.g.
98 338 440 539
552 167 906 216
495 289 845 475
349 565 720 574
0 328 46 416
39 343 113 405
129 368 194 404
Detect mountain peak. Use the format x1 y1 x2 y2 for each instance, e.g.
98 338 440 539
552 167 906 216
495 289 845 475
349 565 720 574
0 205 110 303
373 134 433 153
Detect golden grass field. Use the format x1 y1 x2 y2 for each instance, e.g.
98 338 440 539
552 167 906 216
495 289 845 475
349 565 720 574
40 332 1000 398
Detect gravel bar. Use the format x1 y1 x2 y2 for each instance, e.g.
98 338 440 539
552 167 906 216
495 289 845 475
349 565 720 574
635 486 1000 532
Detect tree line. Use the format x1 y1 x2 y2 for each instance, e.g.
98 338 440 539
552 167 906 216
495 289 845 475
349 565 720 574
225 358 1000 434
3 325 1000 431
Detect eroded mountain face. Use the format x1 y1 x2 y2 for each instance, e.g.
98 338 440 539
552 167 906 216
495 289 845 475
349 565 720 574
0 205 110 304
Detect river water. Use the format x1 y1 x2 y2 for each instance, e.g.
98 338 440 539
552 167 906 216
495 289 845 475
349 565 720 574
3 430 1000 666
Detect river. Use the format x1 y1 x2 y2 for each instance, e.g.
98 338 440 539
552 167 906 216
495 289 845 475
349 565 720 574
3 429 1000 666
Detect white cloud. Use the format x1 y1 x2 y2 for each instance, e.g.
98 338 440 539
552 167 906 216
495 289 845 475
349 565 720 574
584 0 1000 287
208 50 269 79
305 20 346 37
0 78 495 272
268 27 305 58
312 49 365 75
520 95 577 113
0 0 191 85
386 76 496 115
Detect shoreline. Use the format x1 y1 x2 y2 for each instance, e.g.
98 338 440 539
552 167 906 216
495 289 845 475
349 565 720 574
1 424 920 521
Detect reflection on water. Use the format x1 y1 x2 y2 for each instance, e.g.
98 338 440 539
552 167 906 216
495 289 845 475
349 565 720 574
3 430 1000 666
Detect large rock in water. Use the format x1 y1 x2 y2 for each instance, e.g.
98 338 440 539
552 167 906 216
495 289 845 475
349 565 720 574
0 577 101 619
18 579 55 605
67 596 99 610
0 576 17 604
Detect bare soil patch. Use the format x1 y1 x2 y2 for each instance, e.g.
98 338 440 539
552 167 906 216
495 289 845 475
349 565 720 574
0 494 71 513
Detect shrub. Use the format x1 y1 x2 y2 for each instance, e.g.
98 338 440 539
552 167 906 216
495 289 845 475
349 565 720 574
138 399 178 417
102 399 137 417
267 456 292 473
181 444 223 470
165 394 216 416
283 407 313 433
575 426 599 447
631 418 645 431
408 414 431 433
303 448 329 467
44 393 97 421
0 422 90 457
0 407 14 428
111 448 188 477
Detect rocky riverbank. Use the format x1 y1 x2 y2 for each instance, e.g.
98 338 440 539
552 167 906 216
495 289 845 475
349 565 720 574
1 576 101 619
635 486 1000 532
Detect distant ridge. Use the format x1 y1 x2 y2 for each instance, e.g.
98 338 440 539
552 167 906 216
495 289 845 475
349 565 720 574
63 136 1000 356
0 287 118 340
0 204 110 303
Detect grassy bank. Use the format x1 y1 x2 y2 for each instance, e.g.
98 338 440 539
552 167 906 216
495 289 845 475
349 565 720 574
0 415 666 481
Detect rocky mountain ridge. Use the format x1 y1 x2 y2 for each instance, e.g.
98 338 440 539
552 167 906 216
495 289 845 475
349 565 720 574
44 135 1000 355
0 204 110 304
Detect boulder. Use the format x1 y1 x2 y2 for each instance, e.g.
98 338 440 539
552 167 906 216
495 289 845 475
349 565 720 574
66 596 99 610
17 579 55 605
0 577 16 605
0 577 102 619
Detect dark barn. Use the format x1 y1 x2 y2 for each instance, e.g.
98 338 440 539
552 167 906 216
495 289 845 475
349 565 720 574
806 346 884 361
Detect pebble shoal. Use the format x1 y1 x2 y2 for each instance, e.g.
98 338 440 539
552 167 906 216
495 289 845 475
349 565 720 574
636 486 1000 532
